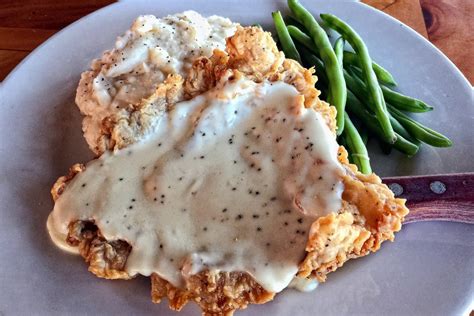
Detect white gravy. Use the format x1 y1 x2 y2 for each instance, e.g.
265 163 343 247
48 78 344 293
76 11 237 152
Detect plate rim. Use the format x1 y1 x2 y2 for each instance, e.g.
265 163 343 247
0 0 471 90
0 1 472 315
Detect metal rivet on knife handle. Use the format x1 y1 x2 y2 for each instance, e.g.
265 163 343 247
388 183 403 197
430 181 446 194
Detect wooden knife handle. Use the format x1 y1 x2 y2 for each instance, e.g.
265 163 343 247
382 173 474 224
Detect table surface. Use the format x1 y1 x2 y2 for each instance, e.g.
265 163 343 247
0 0 472 84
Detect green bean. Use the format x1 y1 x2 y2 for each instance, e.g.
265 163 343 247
344 69 368 104
344 112 372 174
382 85 433 112
330 37 345 106
285 16 308 33
342 51 397 86
334 36 345 65
320 13 395 143
288 0 346 135
387 105 452 147
272 11 302 64
388 113 420 145
346 90 419 156
288 25 395 86
390 133 419 155
325 63 418 147
287 25 316 52
344 76 421 147
297 44 328 85
345 69 424 145
347 67 418 143
350 66 433 113
297 45 328 99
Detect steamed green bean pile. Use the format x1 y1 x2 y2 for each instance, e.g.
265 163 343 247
270 0 451 174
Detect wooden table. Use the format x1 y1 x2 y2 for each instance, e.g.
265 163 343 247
0 0 472 84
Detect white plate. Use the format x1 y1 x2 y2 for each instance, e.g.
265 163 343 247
0 0 473 315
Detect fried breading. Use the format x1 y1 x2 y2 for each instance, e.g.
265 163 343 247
51 26 408 315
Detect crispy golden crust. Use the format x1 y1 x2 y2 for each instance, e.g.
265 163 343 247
52 26 408 315
67 220 132 280
151 271 274 316
298 147 408 281
51 164 85 202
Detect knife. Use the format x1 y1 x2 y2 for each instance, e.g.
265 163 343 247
382 173 474 224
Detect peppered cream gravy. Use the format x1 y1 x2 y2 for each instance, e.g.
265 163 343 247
76 11 237 152
48 78 344 293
